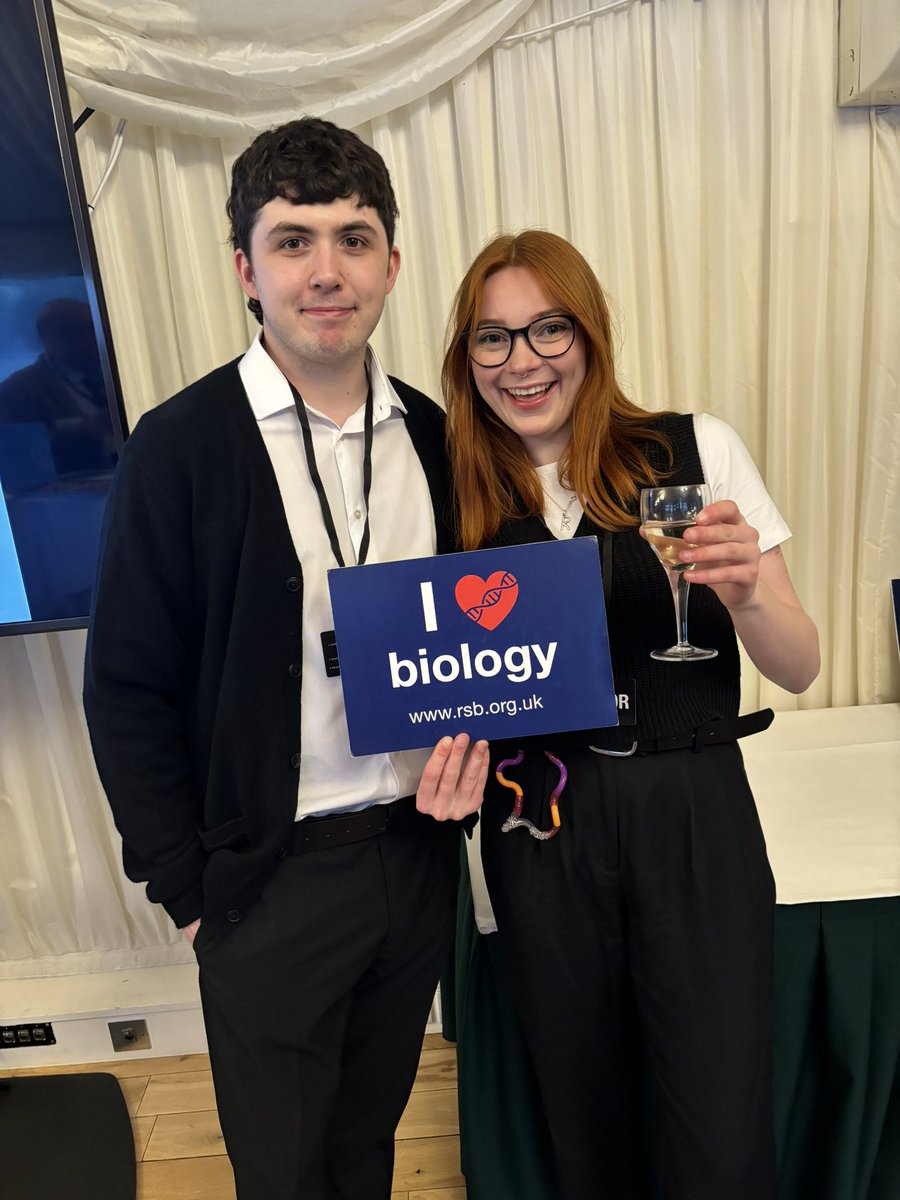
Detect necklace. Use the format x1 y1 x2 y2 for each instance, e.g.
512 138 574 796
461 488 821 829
543 488 578 533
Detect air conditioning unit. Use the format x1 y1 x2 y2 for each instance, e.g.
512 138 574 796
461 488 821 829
837 0 900 105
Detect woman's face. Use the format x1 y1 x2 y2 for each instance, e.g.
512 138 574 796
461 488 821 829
469 266 587 466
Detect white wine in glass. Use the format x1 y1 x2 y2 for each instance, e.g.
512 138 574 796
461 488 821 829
640 484 718 662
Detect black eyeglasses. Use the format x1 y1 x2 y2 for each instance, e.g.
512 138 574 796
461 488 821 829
463 313 577 367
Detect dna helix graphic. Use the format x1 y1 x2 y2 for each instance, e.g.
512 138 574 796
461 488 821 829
465 572 518 625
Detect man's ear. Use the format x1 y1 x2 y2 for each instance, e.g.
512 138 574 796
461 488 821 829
234 248 259 302
385 245 401 296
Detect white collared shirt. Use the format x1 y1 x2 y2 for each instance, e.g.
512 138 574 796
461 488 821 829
239 332 434 818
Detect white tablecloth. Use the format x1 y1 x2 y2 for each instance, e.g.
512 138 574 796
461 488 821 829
468 704 900 930
743 704 900 904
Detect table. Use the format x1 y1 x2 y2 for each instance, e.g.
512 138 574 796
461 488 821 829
450 705 900 1200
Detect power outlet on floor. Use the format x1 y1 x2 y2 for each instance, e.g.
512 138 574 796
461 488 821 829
108 1018 152 1052
0 1022 56 1048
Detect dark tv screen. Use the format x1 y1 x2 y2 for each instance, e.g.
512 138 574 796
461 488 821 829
0 0 126 635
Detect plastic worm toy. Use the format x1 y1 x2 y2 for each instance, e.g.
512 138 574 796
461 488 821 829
497 750 567 840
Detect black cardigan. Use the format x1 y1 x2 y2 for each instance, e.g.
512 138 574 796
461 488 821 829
83 359 453 931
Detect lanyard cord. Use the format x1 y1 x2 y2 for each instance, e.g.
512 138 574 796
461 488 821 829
601 527 613 607
288 373 374 568
563 504 614 602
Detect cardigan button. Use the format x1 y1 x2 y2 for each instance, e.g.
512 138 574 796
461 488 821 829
285 576 301 592
226 909 242 924
290 752 302 769
287 663 301 678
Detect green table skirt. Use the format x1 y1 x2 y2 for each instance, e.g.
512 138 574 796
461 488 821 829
774 898 900 1200
448 862 900 1200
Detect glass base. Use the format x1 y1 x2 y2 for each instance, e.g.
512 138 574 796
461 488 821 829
650 644 718 662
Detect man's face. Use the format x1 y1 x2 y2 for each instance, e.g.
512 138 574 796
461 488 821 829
234 195 400 379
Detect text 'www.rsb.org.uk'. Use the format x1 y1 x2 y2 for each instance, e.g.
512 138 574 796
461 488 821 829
407 693 544 725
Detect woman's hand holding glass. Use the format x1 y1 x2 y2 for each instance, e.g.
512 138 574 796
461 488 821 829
640 487 764 662
678 499 762 612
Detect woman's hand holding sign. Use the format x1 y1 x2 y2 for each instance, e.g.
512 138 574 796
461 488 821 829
417 733 490 821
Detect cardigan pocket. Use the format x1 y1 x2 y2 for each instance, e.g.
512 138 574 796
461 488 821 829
198 816 249 853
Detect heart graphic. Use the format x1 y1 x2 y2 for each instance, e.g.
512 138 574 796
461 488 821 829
455 571 519 630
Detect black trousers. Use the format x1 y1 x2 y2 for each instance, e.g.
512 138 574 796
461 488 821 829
479 742 776 1200
194 806 458 1200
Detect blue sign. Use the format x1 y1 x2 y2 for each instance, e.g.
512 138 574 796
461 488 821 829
328 538 618 755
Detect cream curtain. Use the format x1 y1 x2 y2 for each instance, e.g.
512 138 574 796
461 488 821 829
54 0 533 136
3 0 899 975
0 631 192 976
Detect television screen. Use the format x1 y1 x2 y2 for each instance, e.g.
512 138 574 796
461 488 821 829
0 0 126 635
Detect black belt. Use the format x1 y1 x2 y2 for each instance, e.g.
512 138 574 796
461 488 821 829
290 795 418 853
591 709 774 757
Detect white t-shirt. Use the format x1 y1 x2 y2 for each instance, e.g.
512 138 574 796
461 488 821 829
693 413 790 551
539 412 791 551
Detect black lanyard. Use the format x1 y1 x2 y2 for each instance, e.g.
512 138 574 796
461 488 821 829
571 513 613 606
288 375 374 568
601 528 613 608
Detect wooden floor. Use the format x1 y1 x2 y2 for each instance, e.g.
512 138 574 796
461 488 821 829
5 1033 465 1199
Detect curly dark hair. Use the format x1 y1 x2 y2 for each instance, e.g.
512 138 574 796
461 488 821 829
226 117 399 322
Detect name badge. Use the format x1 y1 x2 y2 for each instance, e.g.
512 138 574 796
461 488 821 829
614 679 636 726
321 630 340 677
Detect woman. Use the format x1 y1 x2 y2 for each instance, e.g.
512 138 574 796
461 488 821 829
441 231 819 1200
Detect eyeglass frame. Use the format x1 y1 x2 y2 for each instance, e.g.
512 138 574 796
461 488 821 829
462 312 578 368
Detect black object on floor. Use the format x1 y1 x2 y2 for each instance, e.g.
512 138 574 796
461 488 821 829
0 1071 136 1199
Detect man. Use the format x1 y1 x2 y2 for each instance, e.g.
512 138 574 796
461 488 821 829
84 117 487 1200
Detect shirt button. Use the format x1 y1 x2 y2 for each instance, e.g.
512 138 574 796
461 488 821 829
288 663 300 678
290 752 302 769
353 508 362 520
285 576 301 592
226 909 242 923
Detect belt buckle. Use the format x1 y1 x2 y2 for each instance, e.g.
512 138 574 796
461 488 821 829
589 740 638 757
692 718 721 753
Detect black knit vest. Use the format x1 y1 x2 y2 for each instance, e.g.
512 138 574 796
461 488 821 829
486 413 741 751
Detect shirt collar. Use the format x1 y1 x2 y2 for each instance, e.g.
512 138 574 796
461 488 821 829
238 330 406 425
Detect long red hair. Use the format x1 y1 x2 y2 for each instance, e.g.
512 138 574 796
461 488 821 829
442 231 671 550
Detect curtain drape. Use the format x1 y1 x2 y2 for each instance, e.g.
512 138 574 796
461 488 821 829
52 0 533 136
0 632 192 976
3 0 898 975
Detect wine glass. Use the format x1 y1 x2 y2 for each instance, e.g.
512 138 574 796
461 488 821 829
640 484 718 662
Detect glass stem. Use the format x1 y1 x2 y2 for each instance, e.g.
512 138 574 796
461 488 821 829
669 570 692 648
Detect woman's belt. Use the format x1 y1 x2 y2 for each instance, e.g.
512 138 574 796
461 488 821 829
590 708 774 757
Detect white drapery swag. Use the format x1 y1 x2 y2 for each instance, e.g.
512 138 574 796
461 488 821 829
53 0 534 137
3 0 899 976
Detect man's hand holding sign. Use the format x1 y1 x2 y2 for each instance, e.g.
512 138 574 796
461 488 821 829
417 732 490 821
